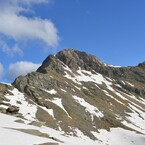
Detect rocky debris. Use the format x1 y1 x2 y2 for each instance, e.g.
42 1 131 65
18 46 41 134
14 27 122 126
0 83 13 95
0 108 6 113
6 105 19 114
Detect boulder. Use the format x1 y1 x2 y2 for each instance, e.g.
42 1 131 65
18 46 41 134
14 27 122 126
6 105 19 114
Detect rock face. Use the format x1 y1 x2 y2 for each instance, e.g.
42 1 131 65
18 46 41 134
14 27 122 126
37 49 104 72
1 49 145 142
6 105 19 114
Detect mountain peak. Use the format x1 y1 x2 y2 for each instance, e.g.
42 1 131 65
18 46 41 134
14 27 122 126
56 49 104 66
37 49 105 73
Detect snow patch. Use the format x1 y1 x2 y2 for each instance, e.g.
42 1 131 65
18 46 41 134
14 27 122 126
126 81 134 87
102 90 125 105
76 70 111 85
64 69 114 92
121 81 126 85
92 127 145 145
5 88 37 121
115 92 128 101
44 89 57 95
47 109 54 118
72 95 104 119
38 104 55 118
122 103 145 134
61 89 67 93
51 98 72 119
0 104 8 109
108 65 121 68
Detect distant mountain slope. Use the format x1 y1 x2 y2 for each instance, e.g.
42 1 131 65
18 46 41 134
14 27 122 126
0 49 145 144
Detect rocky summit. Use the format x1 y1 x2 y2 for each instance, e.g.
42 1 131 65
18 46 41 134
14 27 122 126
0 49 145 145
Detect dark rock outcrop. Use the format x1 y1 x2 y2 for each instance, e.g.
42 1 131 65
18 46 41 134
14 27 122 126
6 105 19 114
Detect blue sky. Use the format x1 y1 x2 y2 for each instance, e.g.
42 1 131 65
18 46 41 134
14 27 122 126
0 0 145 82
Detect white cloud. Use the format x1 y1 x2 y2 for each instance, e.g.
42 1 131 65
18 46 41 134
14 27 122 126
0 0 59 53
0 63 4 79
0 14 59 47
8 61 41 81
1 0 50 13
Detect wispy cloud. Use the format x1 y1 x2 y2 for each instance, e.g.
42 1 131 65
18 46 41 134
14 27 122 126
0 0 59 55
0 40 23 56
8 61 41 81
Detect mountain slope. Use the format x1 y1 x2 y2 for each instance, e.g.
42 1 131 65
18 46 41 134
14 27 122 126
0 49 145 144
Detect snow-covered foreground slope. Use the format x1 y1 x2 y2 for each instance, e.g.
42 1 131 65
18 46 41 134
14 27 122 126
0 113 145 145
0 113 55 145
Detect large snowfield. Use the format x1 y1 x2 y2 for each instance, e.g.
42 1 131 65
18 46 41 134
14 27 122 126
0 113 145 145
